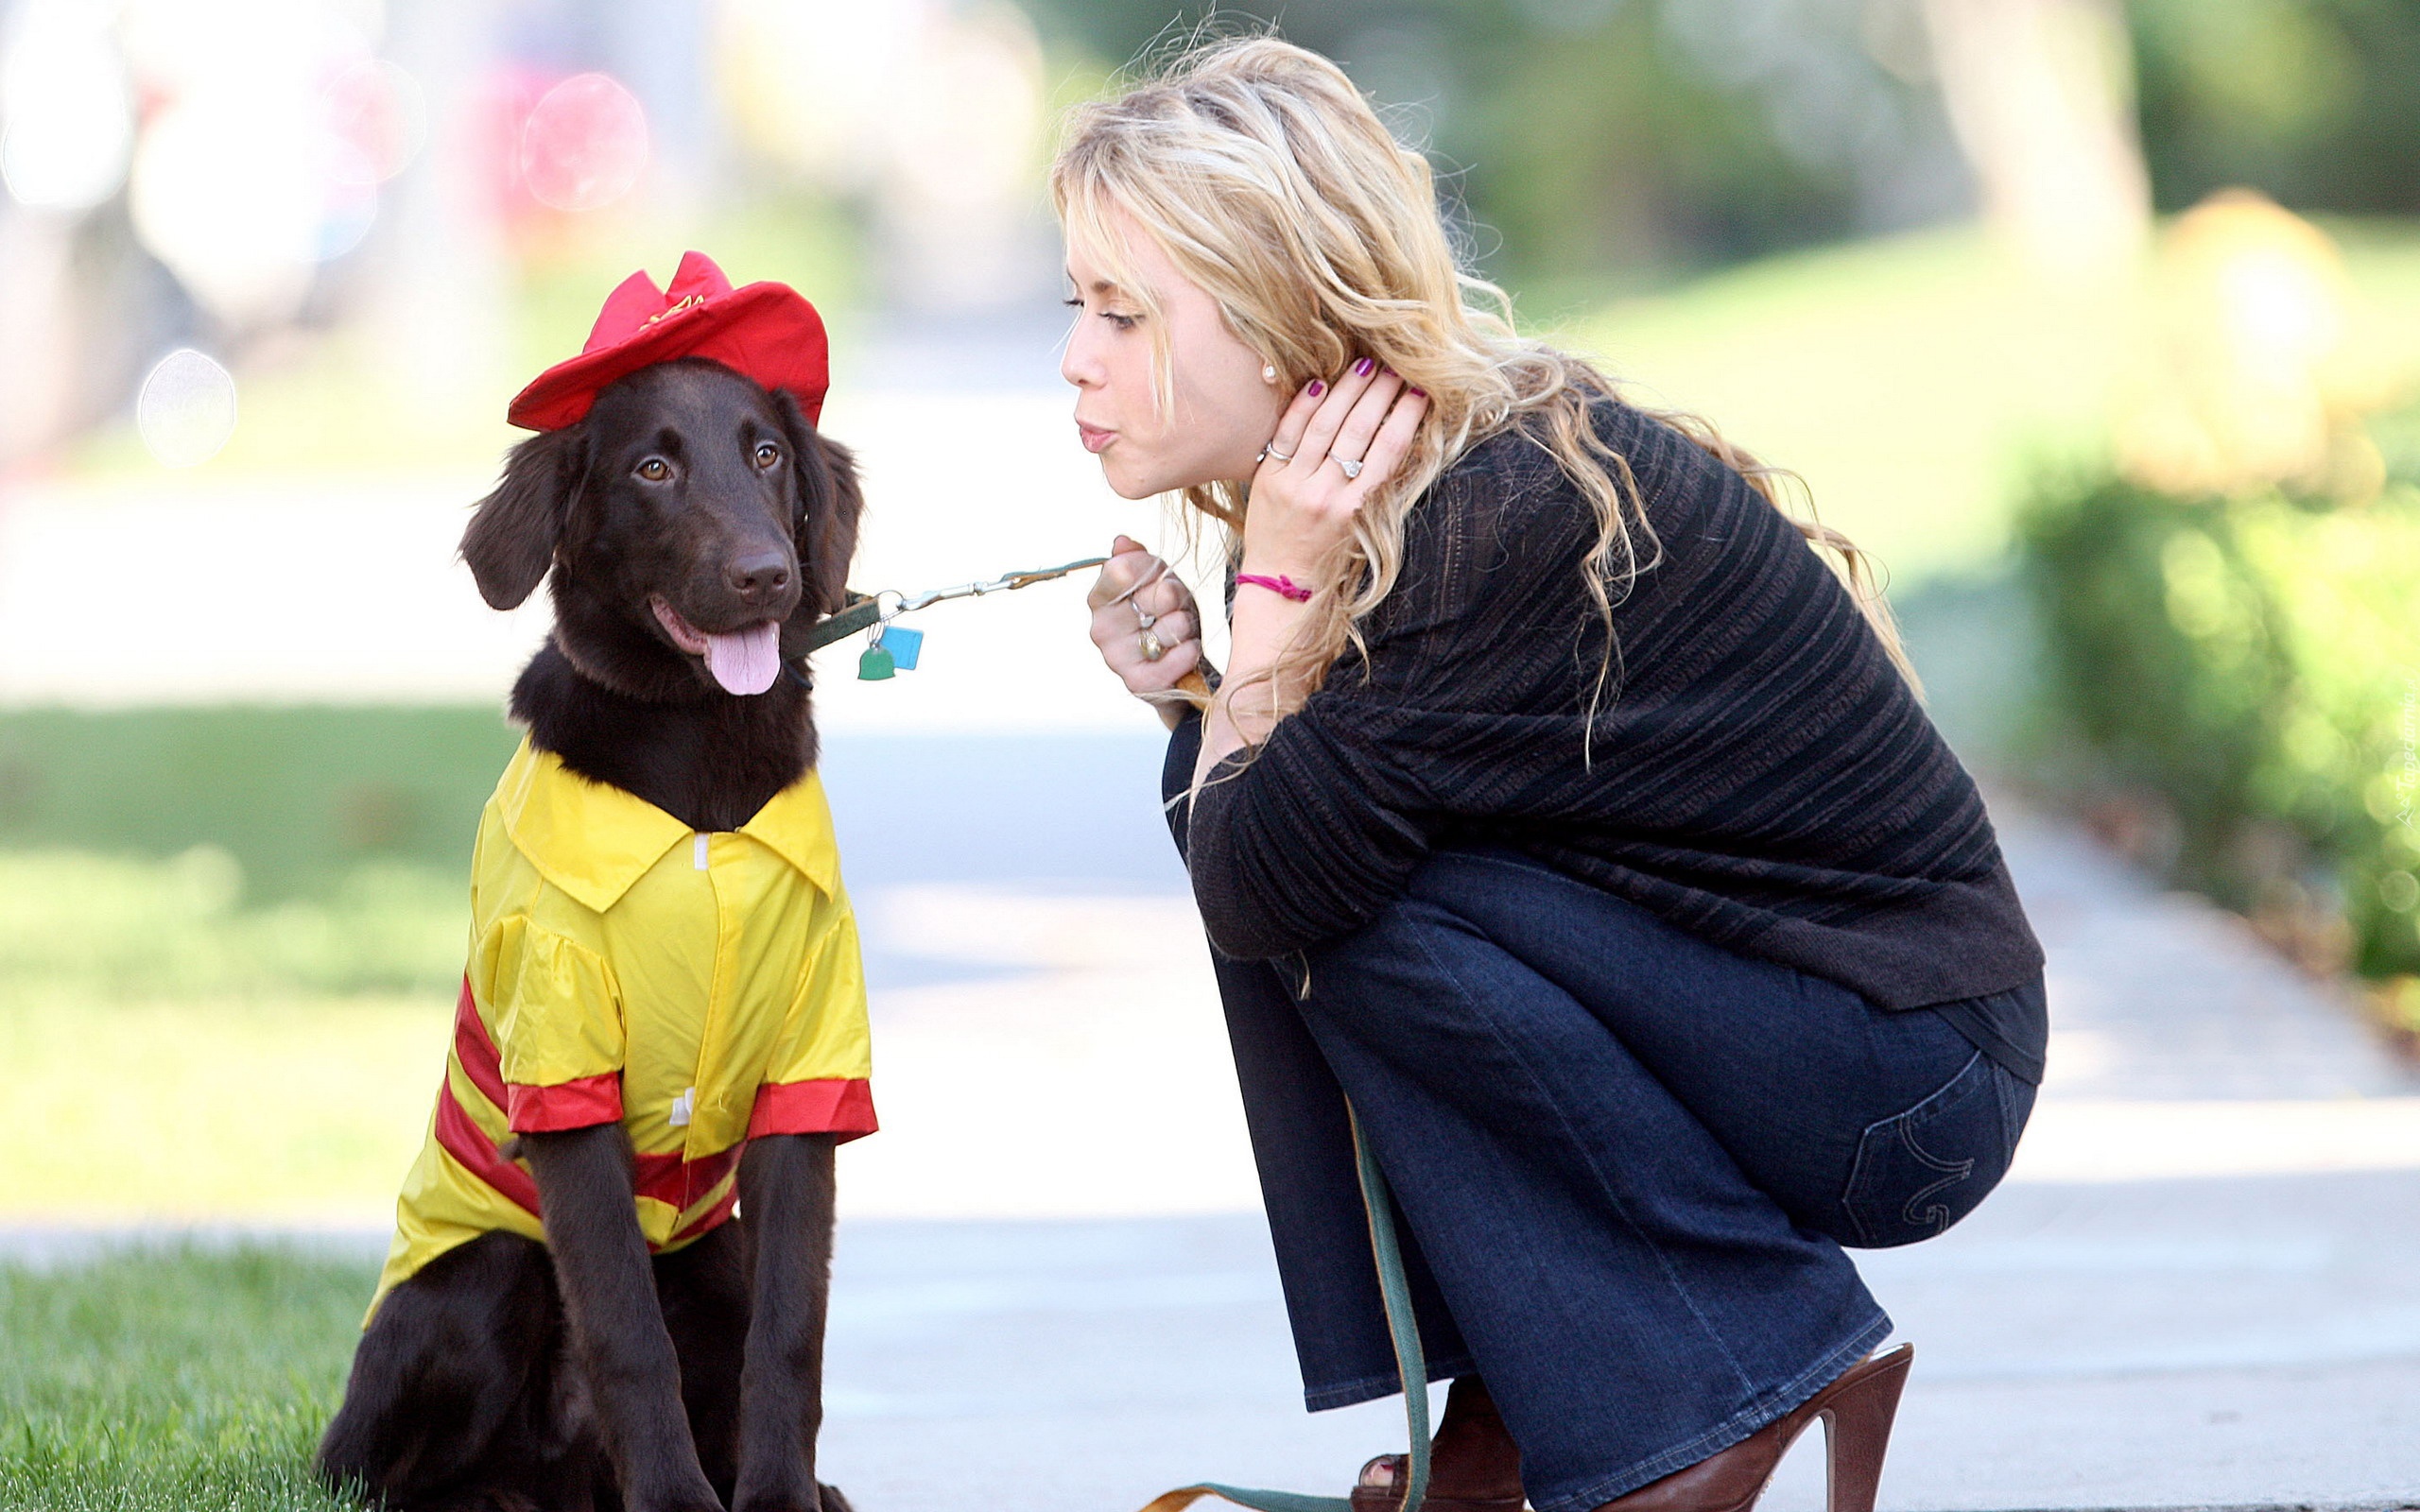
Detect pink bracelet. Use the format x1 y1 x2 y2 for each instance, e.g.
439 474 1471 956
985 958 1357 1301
1236 573 1313 602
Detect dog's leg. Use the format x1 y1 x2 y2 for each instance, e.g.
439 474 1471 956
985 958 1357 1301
522 1125 722 1512
654 1220 752 1504
318 1232 562 1510
729 1132 847 1512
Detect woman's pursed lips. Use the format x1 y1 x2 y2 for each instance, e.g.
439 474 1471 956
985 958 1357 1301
1077 420 1115 453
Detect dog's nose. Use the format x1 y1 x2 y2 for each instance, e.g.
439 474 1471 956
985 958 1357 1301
728 551 792 602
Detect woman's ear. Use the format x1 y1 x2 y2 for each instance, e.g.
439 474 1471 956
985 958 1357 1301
461 425 583 610
777 390 863 622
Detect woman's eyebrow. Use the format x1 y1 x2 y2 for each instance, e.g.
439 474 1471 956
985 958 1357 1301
1064 270 1124 296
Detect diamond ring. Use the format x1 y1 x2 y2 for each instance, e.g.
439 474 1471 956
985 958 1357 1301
1335 455 1364 480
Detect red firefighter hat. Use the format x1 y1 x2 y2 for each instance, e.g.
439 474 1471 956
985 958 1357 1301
508 250 830 431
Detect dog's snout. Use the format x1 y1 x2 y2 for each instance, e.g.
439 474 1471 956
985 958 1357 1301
728 551 792 602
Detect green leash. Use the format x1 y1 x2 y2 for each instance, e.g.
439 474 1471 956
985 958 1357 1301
807 556 1432 1509
1138 1108 1431 1512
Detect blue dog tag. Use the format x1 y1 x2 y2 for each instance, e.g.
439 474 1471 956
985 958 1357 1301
875 625 923 671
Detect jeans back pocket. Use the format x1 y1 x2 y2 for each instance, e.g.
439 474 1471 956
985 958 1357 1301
1840 1051 2021 1248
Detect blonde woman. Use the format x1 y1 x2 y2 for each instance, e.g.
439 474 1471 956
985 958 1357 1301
1063 37 2044 1512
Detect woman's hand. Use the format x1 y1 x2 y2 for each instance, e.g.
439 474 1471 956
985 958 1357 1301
1087 535 1205 730
1189 361 1428 784
1240 359 1429 582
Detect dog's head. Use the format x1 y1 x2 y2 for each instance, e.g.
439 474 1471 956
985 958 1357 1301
461 357 861 701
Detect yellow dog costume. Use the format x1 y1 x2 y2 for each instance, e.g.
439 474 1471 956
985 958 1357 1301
370 738 873 1320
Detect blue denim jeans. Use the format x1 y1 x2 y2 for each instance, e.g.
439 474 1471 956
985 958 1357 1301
1209 846 2038 1512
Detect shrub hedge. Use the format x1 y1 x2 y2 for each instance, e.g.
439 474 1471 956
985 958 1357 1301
2018 472 2420 985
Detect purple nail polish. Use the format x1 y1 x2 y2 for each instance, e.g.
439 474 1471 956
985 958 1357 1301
1409 387 1426 397
1354 357 1374 377
1307 379 1325 396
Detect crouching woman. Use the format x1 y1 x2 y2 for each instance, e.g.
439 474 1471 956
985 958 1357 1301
1060 36 2045 1512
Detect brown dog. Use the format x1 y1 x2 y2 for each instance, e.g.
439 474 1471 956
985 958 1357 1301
318 356 864 1512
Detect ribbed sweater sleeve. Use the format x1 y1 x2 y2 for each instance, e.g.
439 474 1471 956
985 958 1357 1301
1159 398 2045 1011
1176 434 1566 959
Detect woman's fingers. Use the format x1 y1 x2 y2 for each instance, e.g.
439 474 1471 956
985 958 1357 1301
1086 535 1160 610
1290 359 1382 469
1345 386 1429 498
1326 369 1406 473
1261 379 1327 467
1146 608 1195 647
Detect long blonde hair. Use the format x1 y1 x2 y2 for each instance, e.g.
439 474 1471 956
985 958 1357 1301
1048 33 1918 738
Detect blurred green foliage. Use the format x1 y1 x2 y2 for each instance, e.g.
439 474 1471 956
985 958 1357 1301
0 1246 366 1511
1026 0 1963 288
2019 465 2420 977
1026 0 2420 289
2132 0 2420 215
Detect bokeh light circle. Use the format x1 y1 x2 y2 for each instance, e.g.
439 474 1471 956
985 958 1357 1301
0 19 134 211
137 349 239 469
322 58 427 184
519 72 648 212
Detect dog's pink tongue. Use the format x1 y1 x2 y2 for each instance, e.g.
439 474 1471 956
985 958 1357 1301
702 622 782 696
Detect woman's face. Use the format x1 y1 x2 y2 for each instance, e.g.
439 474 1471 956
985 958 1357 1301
1061 207 1286 500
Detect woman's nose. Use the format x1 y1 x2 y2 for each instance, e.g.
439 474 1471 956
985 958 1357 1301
1061 319 1101 388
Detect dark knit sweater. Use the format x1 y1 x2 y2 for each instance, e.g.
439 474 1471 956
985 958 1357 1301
1168 396 2045 1021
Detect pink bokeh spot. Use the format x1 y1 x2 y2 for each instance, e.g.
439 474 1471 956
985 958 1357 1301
518 72 648 213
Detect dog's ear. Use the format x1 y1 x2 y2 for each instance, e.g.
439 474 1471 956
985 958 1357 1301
462 425 584 610
776 391 863 621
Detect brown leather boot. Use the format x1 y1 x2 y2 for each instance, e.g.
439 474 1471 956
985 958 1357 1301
1351 1375 1528 1512
1587 1344 1913 1512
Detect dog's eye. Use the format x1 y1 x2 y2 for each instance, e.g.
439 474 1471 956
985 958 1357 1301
754 442 781 470
636 458 671 482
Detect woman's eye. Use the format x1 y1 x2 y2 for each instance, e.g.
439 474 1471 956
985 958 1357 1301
636 458 670 482
755 443 781 469
1063 296 1136 332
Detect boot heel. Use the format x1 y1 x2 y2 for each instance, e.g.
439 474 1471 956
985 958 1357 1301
1819 1344 1912 1512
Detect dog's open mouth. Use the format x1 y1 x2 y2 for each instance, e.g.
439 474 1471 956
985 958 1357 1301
650 595 783 696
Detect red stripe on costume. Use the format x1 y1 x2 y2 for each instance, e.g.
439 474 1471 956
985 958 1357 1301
451 975 509 1108
749 1078 877 1142
632 1145 742 1214
506 1074 623 1132
667 1182 740 1247
434 1080 541 1217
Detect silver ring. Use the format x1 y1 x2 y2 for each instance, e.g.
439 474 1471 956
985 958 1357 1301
1131 599 1157 629
1261 443 1294 464
1137 628 1165 662
1335 455 1363 480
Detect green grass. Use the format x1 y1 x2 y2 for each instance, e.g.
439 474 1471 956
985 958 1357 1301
0 843 460 1221
0 706 517 903
0 708 493 1219
0 1246 371 1511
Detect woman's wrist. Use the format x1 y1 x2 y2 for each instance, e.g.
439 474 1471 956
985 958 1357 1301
1236 571 1314 602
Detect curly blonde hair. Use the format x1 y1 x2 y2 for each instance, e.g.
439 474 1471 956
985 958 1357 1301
1048 33 1917 738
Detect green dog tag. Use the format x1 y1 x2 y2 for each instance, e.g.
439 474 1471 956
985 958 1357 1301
857 644 896 680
